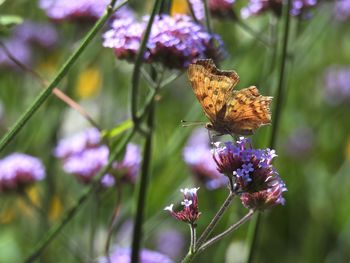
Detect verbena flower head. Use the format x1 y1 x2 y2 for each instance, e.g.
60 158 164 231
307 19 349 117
164 187 201 225
103 14 225 69
189 0 235 20
323 65 350 105
183 128 229 190
39 0 133 21
241 0 318 18
55 129 141 187
99 247 173 263
334 0 350 21
213 137 286 210
0 153 45 192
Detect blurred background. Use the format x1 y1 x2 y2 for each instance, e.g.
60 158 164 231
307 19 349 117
1 0 350 262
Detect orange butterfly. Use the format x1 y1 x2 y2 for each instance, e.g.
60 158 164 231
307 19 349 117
188 59 272 135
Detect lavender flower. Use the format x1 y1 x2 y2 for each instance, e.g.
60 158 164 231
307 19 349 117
39 0 134 21
189 0 235 20
164 188 201 225
0 39 32 69
0 153 45 192
334 0 350 21
155 230 185 260
183 128 229 190
99 247 173 263
283 127 314 158
213 137 286 210
55 129 141 187
323 65 350 105
103 14 225 69
241 0 318 18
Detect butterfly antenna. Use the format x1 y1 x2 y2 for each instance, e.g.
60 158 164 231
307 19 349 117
181 120 206 127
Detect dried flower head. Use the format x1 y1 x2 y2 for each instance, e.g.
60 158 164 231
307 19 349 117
164 187 201 225
103 14 225 69
183 128 229 190
0 153 45 192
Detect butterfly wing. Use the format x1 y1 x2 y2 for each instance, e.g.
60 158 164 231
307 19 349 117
188 59 239 122
223 86 272 134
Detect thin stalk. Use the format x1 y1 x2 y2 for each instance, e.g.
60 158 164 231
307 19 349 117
189 223 197 254
0 0 127 152
24 128 135 263
195 191 235 249
89 190 100 260
199 210 255 252
131 0 162 124
0 41 101 130
235 18 271 47
247 1 292 263
202 0 212 34
186 0 200 24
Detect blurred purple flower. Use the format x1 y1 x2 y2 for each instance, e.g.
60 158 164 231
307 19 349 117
164 187 201 225
54 128 101 159
0 39 32 68
213 137 286 210
334 0 350 21
99 247 173 263
323 65 350 105
183 128 229 190
155 230 185 260
55 129 141 187
189 0 235 20
103 14 225 69
39 0 133 21
0 153 45 192
283 127 314 158
241 0 318 18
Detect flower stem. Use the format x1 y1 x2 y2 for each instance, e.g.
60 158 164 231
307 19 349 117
23 128 135 263
202 0 212 35
189 223 197 254
0 0 127 152
247 1 292 262
199 210 255 252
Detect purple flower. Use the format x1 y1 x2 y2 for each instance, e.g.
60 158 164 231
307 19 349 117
0 153 45 192
183 128 229 190
0 39 32 69
103 14 225 69
155 230 185 260
39 0 134 21
189 0 235 20
213 137 286 210
164 188 201 225
55 129 141 187
323 65 350 105
54 128 101 159
241 0 317 18
334 0 350 21
99 247 173 263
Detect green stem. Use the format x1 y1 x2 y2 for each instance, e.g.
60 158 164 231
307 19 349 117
247 1 292 262
0 0 127 152
202 0 212 35
199 210 255 252
131 0 162 124
23 129 135 263
189 223 197 254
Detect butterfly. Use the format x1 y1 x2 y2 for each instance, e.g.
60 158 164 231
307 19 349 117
188 59 272 135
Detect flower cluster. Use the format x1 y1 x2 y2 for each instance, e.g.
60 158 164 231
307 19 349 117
0 153 45 192
189 0 235 20
213 137 286 210
39 0 134 21
334 0 350 21
241 0 318 18
323 65 350 105
103 14 225 69
99 247 173 263
164 188 201 225
54 128 141 187
0 20 58 69
183 128 229 190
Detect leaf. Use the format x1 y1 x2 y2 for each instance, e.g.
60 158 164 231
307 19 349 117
101 119 133 139
0 15 23 36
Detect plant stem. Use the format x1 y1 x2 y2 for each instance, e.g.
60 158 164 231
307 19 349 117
202 0 212 35
131 0 162 124
247 1 292 262
23 128 135 263
199 210 255 252
0 0 127 152
189 223 197 254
